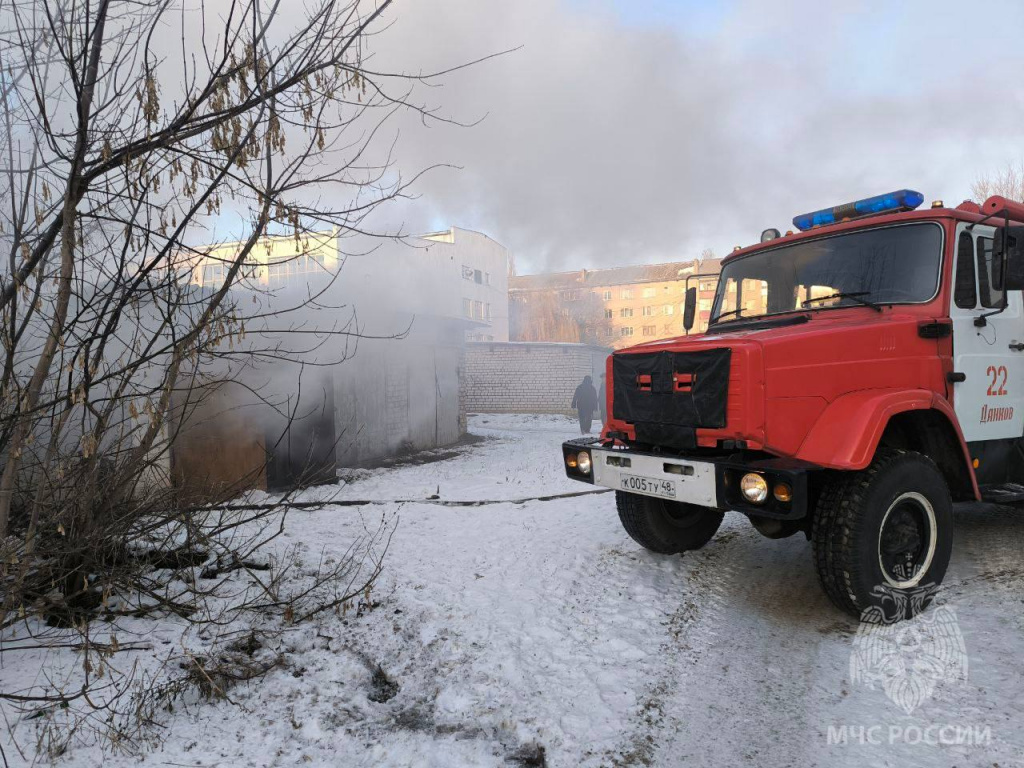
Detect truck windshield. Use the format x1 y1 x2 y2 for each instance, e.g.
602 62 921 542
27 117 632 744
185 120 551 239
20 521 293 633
709 222 943 325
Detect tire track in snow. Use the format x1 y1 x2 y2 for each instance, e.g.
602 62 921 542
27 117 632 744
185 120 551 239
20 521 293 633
944 502 1024 598
923 502 1024 763
516 532 701 765
607 515 846 767
601 523 741 766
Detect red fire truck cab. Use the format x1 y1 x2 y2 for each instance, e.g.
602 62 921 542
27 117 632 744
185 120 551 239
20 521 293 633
562 190 1024 620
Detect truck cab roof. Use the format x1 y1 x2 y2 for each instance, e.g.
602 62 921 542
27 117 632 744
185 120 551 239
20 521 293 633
724 195 1024 265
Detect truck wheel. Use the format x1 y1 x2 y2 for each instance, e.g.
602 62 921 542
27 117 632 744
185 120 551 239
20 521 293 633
812 449 953 621
616 491 725 554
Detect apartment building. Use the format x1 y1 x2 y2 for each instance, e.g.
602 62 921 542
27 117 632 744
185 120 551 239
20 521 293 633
509 258 722 350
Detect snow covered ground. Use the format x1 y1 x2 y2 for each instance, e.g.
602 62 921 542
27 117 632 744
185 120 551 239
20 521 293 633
4 413 1024 767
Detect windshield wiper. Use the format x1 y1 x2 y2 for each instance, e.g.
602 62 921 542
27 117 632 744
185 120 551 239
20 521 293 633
711 307 747 323
801 291 883 313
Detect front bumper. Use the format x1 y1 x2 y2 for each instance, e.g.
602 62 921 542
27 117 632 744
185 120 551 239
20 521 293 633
562 439 811 520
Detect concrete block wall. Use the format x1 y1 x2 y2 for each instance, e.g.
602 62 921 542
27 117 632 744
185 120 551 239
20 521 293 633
464 341 612 415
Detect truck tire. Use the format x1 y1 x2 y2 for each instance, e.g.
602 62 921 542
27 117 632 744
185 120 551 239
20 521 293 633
812 449 953 621
616 491 725 554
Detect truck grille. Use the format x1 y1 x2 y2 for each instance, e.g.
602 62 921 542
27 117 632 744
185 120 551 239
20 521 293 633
611 348 731 449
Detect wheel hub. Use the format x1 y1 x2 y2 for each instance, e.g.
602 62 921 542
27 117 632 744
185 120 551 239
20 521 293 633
878 492 937 589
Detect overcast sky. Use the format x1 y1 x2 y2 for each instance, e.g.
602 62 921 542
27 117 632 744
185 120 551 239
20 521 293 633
368 0 1024 274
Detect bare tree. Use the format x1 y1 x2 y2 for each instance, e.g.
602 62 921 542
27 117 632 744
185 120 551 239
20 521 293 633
972 160 1024 203
0 0 469 756
510 290 608 345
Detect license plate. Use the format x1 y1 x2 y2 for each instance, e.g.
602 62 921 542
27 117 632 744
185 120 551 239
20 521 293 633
619 473 677 499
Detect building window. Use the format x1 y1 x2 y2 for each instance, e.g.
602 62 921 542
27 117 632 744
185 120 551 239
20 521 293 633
473 300 484 319
642 287 656 298
604 309 613 319
642 306 653 316
201 262 227 285
265 251 328 283
602 290 612 300
643 325 656 336
698 298 712 311
663 304 674 315
462 298 472 318
619 307 633 318
459 267 488 284
699 279 717 292
620 326 633 337
485 303 492 321
620 288 634 299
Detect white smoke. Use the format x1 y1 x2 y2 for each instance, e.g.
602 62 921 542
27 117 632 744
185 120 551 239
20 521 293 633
364 0 1024 272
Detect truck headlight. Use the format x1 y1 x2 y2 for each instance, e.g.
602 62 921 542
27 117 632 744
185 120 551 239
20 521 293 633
576 451 592 475
740 473 768 503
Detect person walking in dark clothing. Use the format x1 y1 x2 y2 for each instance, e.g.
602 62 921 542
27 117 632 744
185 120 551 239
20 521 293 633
598 374 607 425
572 375 599 434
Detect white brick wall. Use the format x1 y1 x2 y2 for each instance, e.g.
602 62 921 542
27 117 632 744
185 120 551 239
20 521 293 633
464 341 611 415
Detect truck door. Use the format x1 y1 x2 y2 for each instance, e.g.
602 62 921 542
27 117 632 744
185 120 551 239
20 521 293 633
949 223 1024 460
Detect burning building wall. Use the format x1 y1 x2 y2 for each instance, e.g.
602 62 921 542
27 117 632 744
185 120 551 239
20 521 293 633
169 228 507 499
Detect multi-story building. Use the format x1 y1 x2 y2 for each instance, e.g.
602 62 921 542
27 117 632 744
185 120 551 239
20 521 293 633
420 227 510 342
509 258 722 349
188 227 343 289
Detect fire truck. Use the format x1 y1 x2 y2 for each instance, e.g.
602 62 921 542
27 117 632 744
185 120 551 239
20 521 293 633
562 190 1024 619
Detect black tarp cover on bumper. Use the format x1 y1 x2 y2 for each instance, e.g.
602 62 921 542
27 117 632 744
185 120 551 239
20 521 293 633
612 348 731 449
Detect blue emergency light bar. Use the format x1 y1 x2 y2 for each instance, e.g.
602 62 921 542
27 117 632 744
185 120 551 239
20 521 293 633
792 189 925 232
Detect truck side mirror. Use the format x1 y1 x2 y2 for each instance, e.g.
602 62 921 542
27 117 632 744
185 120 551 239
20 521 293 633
683 286 697 332
1001 226 1024 290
